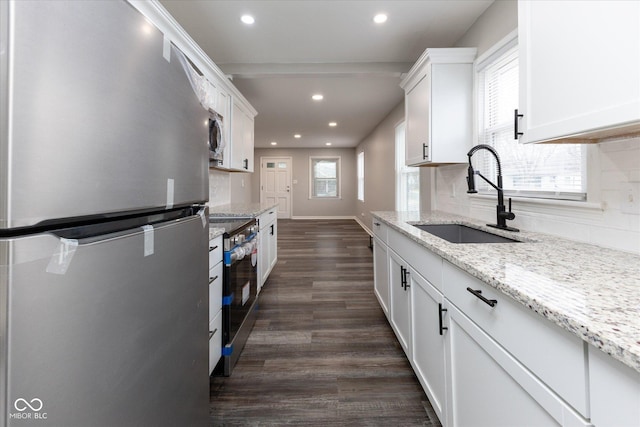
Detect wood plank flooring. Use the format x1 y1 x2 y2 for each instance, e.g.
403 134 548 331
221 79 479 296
209 219 441 426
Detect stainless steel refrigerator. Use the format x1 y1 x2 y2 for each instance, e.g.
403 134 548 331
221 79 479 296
1 1 209 426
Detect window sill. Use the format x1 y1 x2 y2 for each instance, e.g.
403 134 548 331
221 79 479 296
467 193 603 221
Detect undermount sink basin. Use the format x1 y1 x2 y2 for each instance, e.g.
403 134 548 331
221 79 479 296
412 224 520 244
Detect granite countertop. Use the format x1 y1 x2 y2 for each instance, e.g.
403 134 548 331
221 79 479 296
208 202 278 218
208 227 225 240
207 202 278 240
371 210 640 373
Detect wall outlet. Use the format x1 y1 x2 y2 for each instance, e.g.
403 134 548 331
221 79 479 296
293 179 298 185
241 178 245 188
621 183 640 215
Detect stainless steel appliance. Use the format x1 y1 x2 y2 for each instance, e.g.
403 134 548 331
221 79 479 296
209 218 259 376
1 1 209 426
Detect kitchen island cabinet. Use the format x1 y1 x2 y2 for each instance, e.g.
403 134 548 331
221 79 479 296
517 0 640 143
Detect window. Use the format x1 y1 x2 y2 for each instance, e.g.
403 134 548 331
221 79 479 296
476 39 586 201
357 151 365 201
395 122 420 211
310 157 341 198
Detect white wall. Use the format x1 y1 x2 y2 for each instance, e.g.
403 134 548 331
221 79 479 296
251 147 357 218
355 102 404 231
433 0 640 253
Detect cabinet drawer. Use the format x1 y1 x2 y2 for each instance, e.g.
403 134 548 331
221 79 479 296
208 310 222 375
208 236 222 268
388 227 442 291
259 210 276 230
208 262 223 320
372 219 388 243
443 260 588 417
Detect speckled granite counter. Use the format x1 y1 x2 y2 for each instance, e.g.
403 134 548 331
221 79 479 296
372 210 640 373
208 202 278 218
208 227 225 240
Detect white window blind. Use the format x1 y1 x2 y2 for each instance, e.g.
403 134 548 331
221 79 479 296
395 122 420 211
310 157 340 198
477 46 586 201
357 151 365 201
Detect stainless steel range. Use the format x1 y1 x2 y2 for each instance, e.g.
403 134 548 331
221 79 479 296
209 217 259 376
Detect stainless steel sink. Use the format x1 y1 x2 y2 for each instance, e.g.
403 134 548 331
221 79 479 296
412 224 520 244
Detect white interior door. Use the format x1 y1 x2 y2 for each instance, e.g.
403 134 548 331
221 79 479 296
260 157 292 218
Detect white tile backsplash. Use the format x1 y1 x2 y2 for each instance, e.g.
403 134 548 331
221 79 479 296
207 169 230 207
435 136 640 254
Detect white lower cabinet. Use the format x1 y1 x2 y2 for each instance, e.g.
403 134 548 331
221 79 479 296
372 219 601 426
208 311 222 374
258 209 278 290
410 269 446 423
589 346 640 427
373 236 389 319
389 249 411 356
208 235 223 374
445 302 589 427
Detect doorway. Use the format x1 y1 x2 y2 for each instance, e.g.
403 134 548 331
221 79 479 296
260 157 292 219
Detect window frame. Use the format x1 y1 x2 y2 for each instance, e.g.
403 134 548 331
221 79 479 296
395 121 420 211
309 156 341 199
357 151 365 202
474 31 587 202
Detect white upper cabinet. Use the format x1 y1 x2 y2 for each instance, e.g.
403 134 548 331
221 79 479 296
230 100 255 172
400 48 476 166
517 0 640 143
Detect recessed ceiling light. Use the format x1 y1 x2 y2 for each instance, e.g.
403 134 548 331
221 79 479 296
312 94 324 101
325 142 332 146
270 141 277 145
328 122 337 127
241 15 255 25
294 134 301 139
373 13 387 24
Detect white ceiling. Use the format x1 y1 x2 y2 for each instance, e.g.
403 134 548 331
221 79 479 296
159 0 494 148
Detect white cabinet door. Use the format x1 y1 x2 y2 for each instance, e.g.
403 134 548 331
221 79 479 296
518 0 640 143
445 303 591 427
389 249 411 356
400 48 475 166
589 346 640 427
373 237 389 319
410 269 446 424
230 101 254 172
405 72 431 166
268 219 277 271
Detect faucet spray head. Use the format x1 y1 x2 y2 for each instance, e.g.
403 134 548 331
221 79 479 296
466 164 477 194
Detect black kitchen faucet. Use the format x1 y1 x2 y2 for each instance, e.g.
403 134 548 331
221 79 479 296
466 144 519 232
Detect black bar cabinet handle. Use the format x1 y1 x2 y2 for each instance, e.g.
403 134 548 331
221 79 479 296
422 143 428 159
243 159 249 169
209 275 219 284
402 268 410 290
514 109 523 140
466 287 498 307
209 245 218 251
400 266 405 287
209 328 218 339
270 224 274 235
438 303 448 336
374 222 381 226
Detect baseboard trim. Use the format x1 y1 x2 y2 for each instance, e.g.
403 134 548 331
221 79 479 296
354 216 372 236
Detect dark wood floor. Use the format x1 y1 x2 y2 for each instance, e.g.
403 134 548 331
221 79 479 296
210 219 441 426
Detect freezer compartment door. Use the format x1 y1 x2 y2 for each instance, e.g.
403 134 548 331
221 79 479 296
1 214 209 426
0 1 208 229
